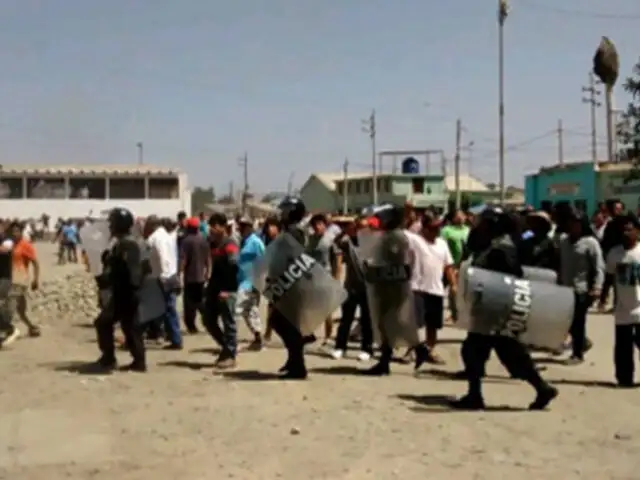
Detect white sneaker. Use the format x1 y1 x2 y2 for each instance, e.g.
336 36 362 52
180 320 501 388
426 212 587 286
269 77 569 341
357 351 371 362
2 327 20 348
331 349 344 359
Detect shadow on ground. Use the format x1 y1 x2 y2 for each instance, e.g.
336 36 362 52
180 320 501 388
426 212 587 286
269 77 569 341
395 393 528 413
45 360 114 376
157 360 216 370
221 370 282 381
311 365 371 376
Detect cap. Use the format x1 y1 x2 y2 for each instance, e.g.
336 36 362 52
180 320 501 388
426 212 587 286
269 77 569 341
186 217 200 228
237 216 253 226
367 217 381 229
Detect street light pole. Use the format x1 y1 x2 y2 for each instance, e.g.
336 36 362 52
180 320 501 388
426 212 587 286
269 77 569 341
498 0 509 204
137 142 144 165
361 110 377 205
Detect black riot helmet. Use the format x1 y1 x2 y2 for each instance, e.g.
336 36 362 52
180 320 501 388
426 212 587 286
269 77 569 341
108 207 134 236
372 203 404 231
278 196 307 226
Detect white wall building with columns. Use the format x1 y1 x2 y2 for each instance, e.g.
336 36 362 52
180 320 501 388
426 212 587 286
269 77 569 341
0 164 191 219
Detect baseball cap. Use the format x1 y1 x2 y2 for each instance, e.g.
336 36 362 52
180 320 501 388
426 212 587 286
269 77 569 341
186 217 200 228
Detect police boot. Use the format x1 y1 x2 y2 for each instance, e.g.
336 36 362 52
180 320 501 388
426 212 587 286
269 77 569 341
362 344 392 376
450 376 486 410
94 354 117 373
278 349 307 380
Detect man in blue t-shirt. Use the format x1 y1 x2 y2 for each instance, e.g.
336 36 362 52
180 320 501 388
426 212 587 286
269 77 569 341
60 221 78 263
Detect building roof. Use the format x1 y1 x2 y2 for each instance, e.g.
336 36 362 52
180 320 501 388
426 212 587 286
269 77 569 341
0 164 181 176
310 172 490 192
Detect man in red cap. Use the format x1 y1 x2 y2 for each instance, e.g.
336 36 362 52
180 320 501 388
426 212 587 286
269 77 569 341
179 217 211 334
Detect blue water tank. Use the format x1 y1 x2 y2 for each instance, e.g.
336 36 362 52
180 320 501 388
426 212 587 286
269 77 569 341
401 157 420 174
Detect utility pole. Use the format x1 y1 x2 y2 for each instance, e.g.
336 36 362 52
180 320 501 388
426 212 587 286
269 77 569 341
228 181 234 203
557 119 564 165
498 0 509 204
238 152 249 215
136 142 144 165
361 109 377 204
342 158 349 214
454 119 462 210
286 172 294 195
582 72 601 163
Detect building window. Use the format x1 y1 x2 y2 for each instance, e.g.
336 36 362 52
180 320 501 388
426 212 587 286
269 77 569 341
363 179 370 194
384 178 391 193
376 178 383 192
69 177 107 199
355 181 361 194
108 177 145 199
148 177 179 199
0 177 24 199
412 178 424 194
336 182 344 195
26 177 67 199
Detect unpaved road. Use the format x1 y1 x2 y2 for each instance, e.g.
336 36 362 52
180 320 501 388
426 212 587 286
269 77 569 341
0 246 638 479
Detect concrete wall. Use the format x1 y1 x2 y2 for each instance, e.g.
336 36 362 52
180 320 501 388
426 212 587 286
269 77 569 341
525 163 597 213
0 198 190 219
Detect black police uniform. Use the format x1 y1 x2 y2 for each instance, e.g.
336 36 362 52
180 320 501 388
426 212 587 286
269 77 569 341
453 232 558 410
94 208 147 372
361 205 430 376
267 197 311 379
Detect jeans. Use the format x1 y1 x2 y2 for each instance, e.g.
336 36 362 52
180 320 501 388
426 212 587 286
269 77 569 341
203 293 238 358
569 292 593 359
235 288 262 335
335 291 373 354
164 292 182 346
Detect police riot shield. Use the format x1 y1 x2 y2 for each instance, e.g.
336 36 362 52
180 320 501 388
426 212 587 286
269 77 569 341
358 229 419 347
79 221 111 275
456 264 574 350
255 232 347 336
522 266 557 284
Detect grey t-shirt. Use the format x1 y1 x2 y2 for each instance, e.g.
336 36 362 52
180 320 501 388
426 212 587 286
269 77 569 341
607 244 640 325
307 233 339 273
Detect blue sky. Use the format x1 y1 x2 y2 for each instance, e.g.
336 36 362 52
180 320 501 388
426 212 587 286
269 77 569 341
0 0 639 193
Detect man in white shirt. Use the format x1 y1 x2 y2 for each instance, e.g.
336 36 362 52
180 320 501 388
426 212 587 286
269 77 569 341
606 213 640 387
405 211 456 365
146 216 182 350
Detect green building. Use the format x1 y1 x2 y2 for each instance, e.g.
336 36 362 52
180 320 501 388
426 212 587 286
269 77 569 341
299 171 509 213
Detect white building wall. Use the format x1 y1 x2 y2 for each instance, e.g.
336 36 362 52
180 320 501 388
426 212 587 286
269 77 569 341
0 198 187 219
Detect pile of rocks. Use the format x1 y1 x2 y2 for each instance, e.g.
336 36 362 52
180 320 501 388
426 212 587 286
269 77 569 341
27 272 100 324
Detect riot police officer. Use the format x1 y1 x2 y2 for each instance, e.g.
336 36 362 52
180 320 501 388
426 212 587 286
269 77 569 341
452 208 558 410
94 207 147 372
362 204 431 376
269 196 314 379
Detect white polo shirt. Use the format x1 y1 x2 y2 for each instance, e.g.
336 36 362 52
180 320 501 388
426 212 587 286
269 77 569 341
147 227 178 279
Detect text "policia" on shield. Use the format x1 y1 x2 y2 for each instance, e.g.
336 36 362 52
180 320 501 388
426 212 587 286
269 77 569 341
264 253 316 303
362 262 411 283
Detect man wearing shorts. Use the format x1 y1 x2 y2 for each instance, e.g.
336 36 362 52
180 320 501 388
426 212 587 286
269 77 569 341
9 221 40 338
405 211 456 364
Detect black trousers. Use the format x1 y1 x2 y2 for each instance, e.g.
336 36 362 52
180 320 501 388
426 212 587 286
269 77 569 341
614 324 640 385
183 282 205 332
335 291 373 354
269 308 305 370
95 307 146 365
462 332 543 392
569 293 593 359
600 273 617 306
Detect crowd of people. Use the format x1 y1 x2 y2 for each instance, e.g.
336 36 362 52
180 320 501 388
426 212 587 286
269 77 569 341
0 196 637 412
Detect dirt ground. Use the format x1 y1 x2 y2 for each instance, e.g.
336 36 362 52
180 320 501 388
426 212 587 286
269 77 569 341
0 247 639 479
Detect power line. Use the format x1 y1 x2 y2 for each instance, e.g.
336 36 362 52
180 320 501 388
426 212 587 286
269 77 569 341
519 0 640 20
